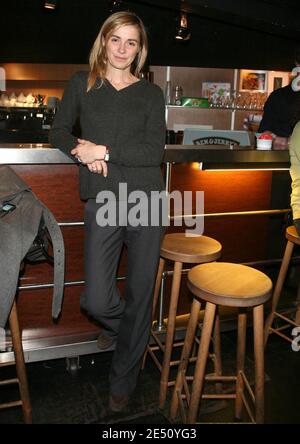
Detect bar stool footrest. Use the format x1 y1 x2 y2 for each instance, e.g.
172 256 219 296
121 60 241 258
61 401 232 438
0 400 23 410
177 370 257 422
269 310 299 343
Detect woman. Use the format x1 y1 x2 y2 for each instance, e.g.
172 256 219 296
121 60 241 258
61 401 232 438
49 11 166 412
289 116 300 236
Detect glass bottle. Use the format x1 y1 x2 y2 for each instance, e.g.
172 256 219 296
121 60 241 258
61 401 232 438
173 85 183 106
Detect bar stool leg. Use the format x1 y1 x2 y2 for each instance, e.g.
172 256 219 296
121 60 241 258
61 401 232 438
235 308 247 420
9 301 32 424
159 261 183 408
169 298 201 420
141 258 165 370
187 302 216 424
212 310 223 393
253 304 264 424
264 240 294 345
152 258 166 320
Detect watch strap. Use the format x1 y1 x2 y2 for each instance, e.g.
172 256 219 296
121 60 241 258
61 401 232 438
104 146 110 162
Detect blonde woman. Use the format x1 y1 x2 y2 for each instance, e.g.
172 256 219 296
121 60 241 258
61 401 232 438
50 11 166 412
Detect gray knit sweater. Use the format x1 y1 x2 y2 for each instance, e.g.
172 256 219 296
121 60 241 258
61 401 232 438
49 71 166 200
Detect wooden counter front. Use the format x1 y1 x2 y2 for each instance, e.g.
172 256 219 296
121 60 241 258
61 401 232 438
11 164 103 345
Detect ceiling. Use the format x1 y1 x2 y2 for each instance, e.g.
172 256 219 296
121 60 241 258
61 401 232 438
1 0 300 70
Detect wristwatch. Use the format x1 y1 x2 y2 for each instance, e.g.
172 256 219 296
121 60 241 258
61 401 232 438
104 146 110 162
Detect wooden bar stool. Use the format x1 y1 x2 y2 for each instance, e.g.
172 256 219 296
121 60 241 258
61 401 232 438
264 225 300 346
145 232 222 408
170 262 272 424
0 300 32 423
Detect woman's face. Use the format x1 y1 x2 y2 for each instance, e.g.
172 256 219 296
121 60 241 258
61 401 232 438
104 25 140 73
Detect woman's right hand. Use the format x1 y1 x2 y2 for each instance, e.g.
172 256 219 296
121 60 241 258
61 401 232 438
87 160 108 177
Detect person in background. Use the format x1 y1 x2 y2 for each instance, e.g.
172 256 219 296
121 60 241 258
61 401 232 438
289 115 300 237
49 11 166 412
258 47 300 150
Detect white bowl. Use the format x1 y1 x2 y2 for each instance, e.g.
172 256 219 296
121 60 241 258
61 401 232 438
256 139 273 150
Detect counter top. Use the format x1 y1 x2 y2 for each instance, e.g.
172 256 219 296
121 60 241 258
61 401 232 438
0 143 73 164
164 145 290 169
0 143 290 168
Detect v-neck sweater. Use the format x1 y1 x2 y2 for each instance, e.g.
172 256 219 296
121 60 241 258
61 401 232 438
49 71 166 200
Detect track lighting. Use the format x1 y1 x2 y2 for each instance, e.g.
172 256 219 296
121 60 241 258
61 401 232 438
44 1 58 10
108 0 123 13
175 11 191 41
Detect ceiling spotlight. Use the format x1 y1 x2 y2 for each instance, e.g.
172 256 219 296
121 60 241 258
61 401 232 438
175 11 191 41
44 1 58 10
108 0 123 13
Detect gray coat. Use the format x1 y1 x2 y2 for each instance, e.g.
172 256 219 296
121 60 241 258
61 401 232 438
0 166 65 328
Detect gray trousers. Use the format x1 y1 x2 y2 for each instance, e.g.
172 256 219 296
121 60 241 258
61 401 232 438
81 199 164 396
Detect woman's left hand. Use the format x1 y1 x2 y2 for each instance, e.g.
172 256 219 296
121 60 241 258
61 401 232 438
71 138 106 164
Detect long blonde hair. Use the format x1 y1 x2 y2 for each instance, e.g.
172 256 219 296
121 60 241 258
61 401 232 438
87 11 148 91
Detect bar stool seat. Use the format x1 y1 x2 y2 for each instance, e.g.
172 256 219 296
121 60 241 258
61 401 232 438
160 233 222 263
0 301 32 423
144 232 222 408
170 262 272 424
264 225 300 345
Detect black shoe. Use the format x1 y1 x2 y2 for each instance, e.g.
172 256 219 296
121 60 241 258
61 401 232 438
97 331 116 350
109 394 129 413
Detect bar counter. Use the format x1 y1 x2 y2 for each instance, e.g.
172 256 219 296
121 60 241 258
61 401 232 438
0 143 291 167
0 144 291 365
